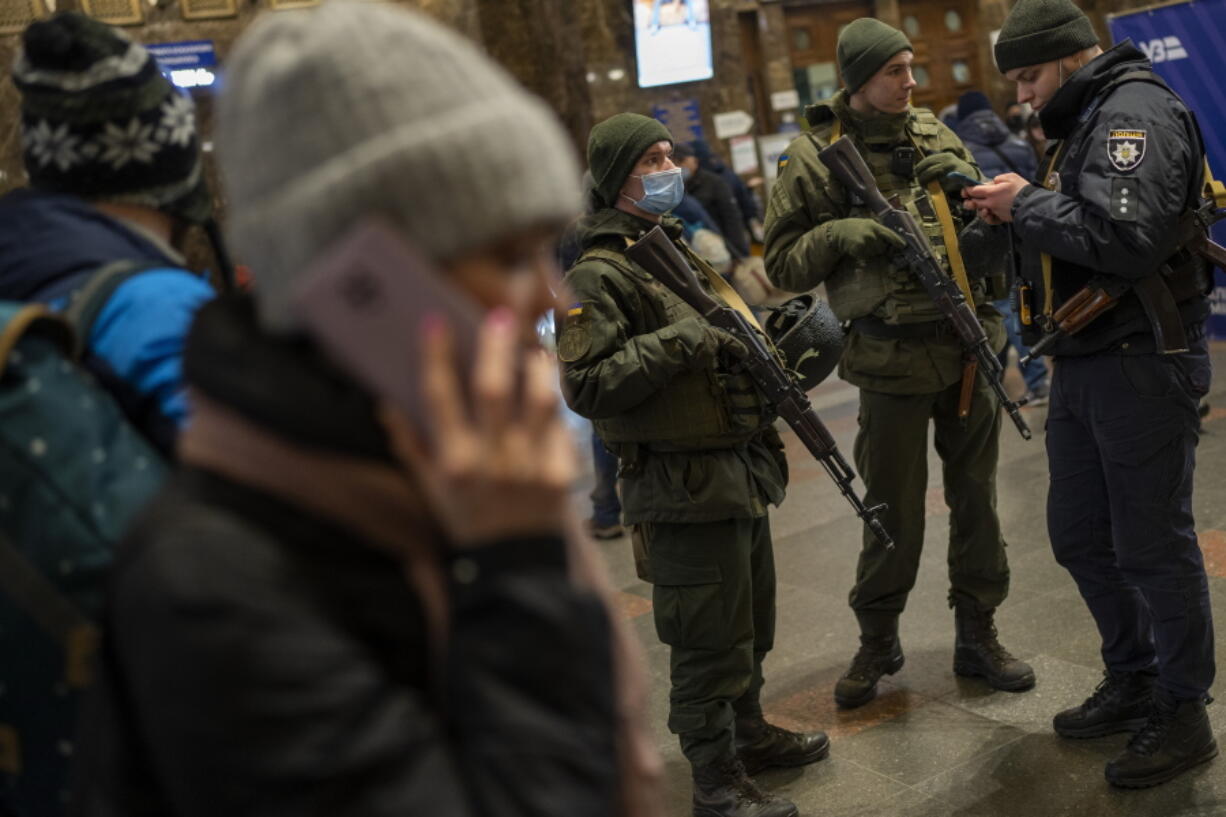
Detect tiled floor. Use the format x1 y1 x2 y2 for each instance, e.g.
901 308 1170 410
575 341 1226 817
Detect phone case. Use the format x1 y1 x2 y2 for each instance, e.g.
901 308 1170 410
289 217 482 428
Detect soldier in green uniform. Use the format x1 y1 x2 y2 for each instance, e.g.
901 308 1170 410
559 113 827 817
763 19 1036 709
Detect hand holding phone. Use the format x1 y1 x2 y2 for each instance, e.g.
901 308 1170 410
380 313 574 546
291 217 572 546
291 217 482 430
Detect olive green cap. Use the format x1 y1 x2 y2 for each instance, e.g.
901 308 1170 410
994 0 1099 73
837 18 913 94
587 113 672 209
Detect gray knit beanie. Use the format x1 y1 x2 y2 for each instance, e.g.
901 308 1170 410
994 0 1099 73
837 18 913 94
217 1 582 333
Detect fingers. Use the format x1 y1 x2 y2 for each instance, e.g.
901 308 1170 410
873 223 905 251
419 316 469 444
521 347 561 440
378 402 430 480
471 307 517 436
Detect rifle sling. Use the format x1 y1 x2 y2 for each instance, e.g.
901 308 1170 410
622 236 765 333
831 116 979 415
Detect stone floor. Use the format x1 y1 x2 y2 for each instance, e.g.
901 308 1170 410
572 340 1226 817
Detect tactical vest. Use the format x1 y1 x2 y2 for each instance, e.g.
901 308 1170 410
579 246 772 450
810 110 988 324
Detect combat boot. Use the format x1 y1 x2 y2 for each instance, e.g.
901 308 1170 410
1105 691 1218 788
692 756 799 817
734 715 830 774
834 634 904 709
952 603 1035 691
1053 670 1155 738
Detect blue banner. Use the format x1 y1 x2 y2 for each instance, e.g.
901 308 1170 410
1108 0 1226 338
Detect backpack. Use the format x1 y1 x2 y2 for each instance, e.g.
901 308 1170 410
0 262 168 817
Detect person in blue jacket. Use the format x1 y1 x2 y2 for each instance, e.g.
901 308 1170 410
955 90 1049 404
0 13 216 452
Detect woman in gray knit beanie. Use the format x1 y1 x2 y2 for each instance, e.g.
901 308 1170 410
70 4 666 817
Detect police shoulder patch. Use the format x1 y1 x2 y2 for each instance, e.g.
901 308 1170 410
1107 129 1146 172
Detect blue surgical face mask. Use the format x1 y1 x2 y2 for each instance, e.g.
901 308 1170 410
623 166 684 214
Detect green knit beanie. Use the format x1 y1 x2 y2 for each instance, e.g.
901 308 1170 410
994 0 1099 73
587 113 672 209
837 19 913 94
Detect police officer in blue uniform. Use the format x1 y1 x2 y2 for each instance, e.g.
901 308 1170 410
968 0 1217 789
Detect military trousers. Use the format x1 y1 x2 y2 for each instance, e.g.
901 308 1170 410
1047 336 1215 700
641 515 776 767
849 377 1010 635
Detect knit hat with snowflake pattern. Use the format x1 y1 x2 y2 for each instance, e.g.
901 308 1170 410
12 12 211 223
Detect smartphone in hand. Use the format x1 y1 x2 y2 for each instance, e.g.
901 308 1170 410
290 217 482 429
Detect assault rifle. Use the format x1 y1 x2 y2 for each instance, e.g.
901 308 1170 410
625 227 894 550
818 136 1032 441
1020 201 1226 365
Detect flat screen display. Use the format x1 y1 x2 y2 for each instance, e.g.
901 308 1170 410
633 0 714 88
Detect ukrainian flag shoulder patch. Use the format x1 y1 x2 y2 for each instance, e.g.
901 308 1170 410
777 154 790 171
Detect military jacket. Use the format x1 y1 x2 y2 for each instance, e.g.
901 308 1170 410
763 91 1002 395
559 209 787 524
1011 42 1210 357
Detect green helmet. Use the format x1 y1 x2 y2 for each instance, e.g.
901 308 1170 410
765 294 845 391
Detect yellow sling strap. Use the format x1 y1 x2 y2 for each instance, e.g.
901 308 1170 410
684 245 766 332
905 124 982 417
833 118 975 304
904 130 975 306
623 236 766 332
1205 157 1226 208
833 116 979 416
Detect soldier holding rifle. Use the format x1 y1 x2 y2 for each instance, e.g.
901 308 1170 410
557 113 830 817
763 18 1035 711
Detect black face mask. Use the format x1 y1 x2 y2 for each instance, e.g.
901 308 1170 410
1006 114 1025 132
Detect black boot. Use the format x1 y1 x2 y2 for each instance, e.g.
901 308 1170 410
1053 670 1155 738
735 716 829 775
1105 692 1218 788
952 604 1035 691
834 634 904 709
692 756 799 817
